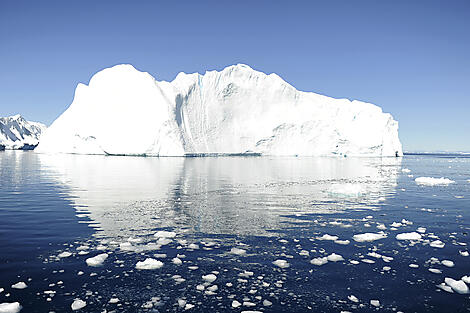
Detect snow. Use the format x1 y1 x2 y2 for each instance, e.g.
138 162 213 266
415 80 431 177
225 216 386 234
136 258 163 270
0 303 21 313
11 282 27 289
37 64 402 157
85 253 108 266
396 232 422 240
272 259 290 268
0 115 46 149
352 232 387 242
71 299 87 311
415 177 455 186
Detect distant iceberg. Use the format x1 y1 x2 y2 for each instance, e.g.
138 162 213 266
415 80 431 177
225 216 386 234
0 114 46 150
37 64 402 156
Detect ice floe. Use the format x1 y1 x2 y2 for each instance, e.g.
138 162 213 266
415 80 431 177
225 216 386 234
352 232 387 242
135 258 163 270
396 232 422 240
443 278 469 294
0 302 21 313
415 177 455 186
71 299 86 311
85 253 108 267
272 259 290 268
11 282 27 290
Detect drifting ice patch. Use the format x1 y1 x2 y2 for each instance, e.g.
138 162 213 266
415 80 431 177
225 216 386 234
352 232 387 242
443 278 470 294
71 299 87 311
135 258 163 270
11 282 27 290
272 259 290 269
396 232 422 240
86 253 108 267
415 177 455 186
0 302 22 313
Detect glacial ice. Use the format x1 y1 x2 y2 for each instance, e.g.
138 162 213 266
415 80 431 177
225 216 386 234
37 64 402 157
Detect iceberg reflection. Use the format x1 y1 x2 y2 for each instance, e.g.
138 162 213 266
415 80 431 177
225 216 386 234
39 154 401 238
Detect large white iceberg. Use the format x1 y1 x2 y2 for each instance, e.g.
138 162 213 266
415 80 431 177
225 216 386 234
0 114 46 150
37 64 402 156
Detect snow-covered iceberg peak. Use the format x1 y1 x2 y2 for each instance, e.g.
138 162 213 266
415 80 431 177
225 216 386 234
0 114 46 150
37 64 402 157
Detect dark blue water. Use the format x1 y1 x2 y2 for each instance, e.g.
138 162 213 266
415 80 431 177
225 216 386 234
0 151 469 312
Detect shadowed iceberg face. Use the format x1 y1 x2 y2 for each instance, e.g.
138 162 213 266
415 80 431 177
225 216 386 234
39 155 401 238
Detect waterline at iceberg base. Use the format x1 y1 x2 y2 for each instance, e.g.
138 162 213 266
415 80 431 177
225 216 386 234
37 64 402 157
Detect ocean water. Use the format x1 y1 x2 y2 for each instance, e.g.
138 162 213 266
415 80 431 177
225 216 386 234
0 151 469 312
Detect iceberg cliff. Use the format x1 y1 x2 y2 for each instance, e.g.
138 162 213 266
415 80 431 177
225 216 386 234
0 115 46 150
37 64 402 156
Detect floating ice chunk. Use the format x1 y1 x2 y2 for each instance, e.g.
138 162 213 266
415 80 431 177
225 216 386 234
154 231 176 238
272 259 290 269
401 168 411 173
202 274 217 283
11 282 27 290
367 252 382 259
391 222 402 228
361 259 375 264
0 302 21 313
317 234 338 241
376 224 387 230
157 238 172 246
71 299 86 311
230 248 247 255
86 253 108 267
310 257 328 266
185 303 195 310
238 271 254 278
334 240 350 245
207 285 218 292
415 177 455 186
119 242 134 251
382 266 391 271
58 251 72 258
196 284 205 291
417 227 426 233
177 299 187 308
172 257 183 265
299 250 310 256
437 283 454 293
232 300 242 308
460 251 469 257
430 240 445 248
462 276 470 284
444 278 469 294
327 253 344 262
348 295 359 303
409 264 419 268
396 232 422 240
263 300 272 306
109 298 119 304
135 258 163 270
429 268 442 274
188 243 199 250
350 260 360 265
370 300 380 307
0 288 3 293
352 232 387 242
243 301 256 307
441 260 455 268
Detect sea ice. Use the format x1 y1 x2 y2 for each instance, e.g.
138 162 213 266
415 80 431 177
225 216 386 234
352 232 387 242
430 240 445 248
154 231 176 238
272 259 290 268
230 248 247 255
415 177 455 186
58 251 72 258
135 258 163 270
444 278 469 294
396 232 422 240
71 299 86 311
317 234 338 241
85 253 108 267
310 257 328 266
202 274 217 283
0 302 21 313
348 295 359 303
11 282 27 290
370 300 380 307
441 260 455 267
327 253 344 262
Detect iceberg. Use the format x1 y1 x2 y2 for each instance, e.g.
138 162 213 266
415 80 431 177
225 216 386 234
0 114 46 150
37 64 402 156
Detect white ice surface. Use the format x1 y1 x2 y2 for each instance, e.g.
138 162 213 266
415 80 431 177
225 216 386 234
136 258 163 270
0 303 21 313
71 299 86 311
37 64 402 157
352 232 387 242
85 253 108 267
396 232 422 240
415 177 455 186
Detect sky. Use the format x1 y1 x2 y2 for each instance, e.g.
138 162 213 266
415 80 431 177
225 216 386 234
0 0 469 152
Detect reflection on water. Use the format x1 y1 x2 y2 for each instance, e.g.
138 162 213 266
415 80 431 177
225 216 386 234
38 154 401 238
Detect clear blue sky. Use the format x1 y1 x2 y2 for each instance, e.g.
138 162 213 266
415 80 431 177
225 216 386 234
1 1 469 152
